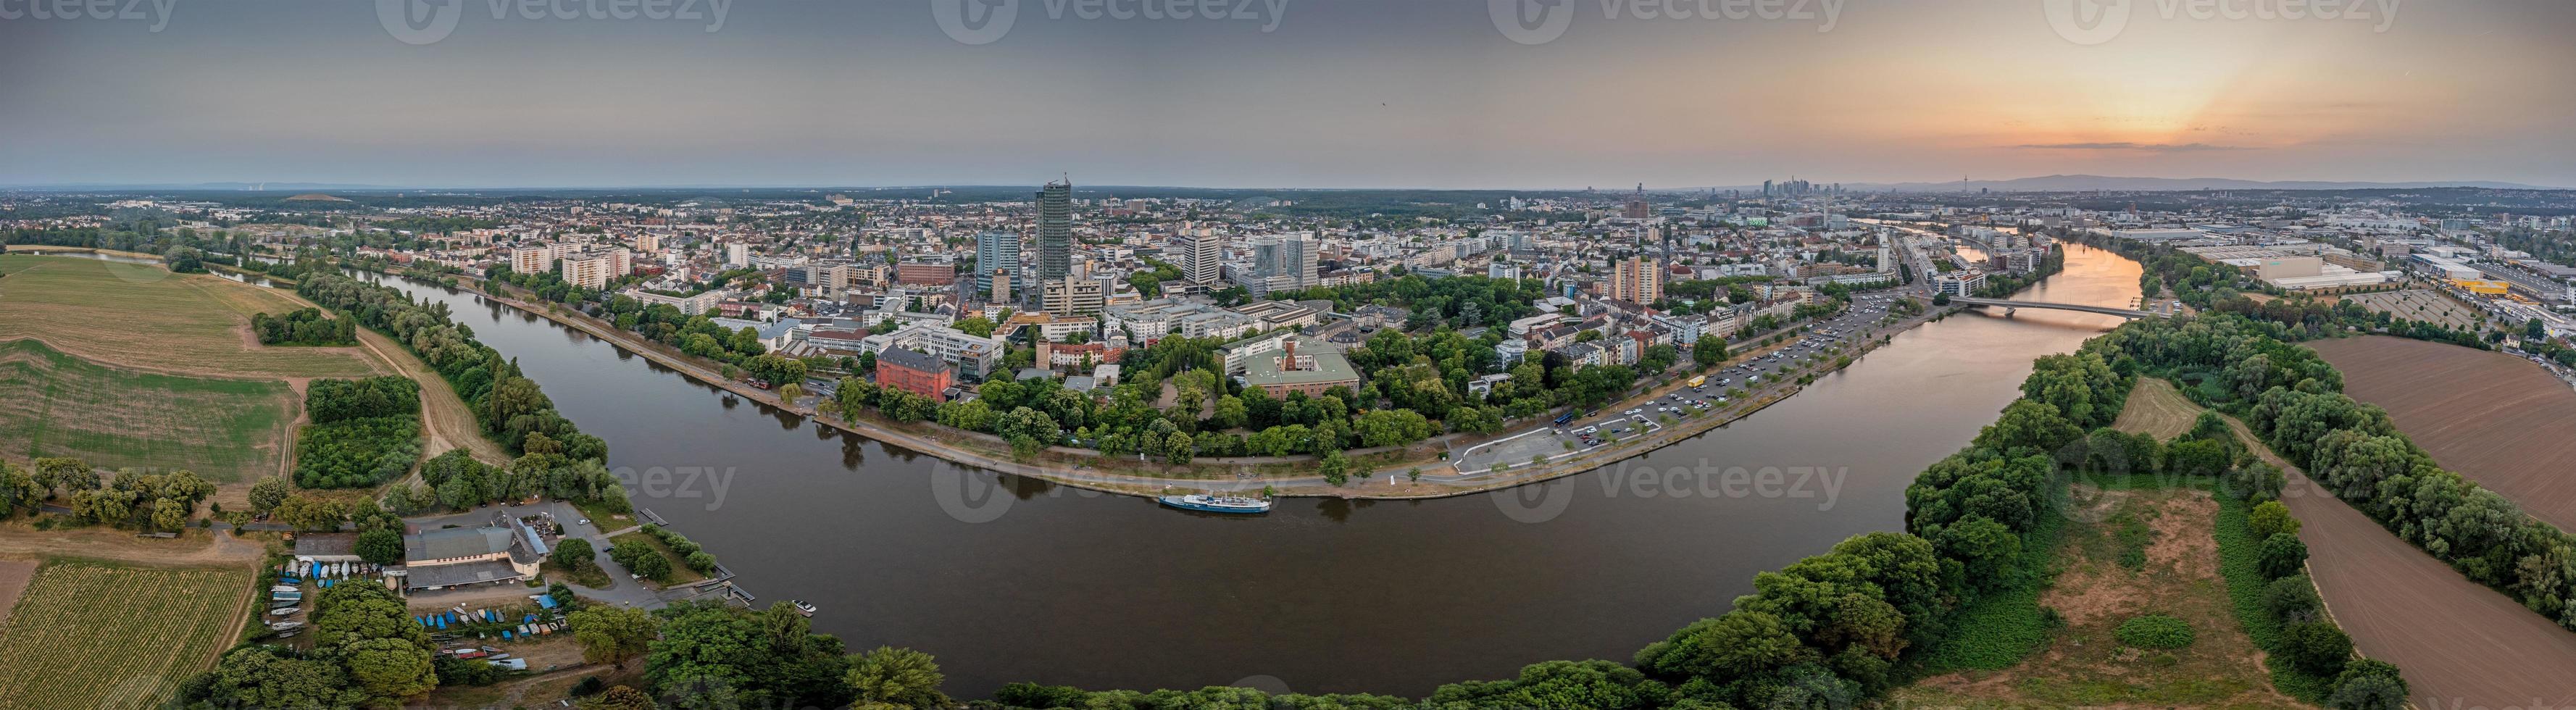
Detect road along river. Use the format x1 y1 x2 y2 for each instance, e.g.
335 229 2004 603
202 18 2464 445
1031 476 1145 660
346 243 2141 697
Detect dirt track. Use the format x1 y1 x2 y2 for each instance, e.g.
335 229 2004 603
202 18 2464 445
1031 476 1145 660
2219 412 2576 709
2308 335 2576 530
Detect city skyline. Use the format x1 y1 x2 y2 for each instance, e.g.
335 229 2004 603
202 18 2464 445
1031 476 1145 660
4 1 2572 189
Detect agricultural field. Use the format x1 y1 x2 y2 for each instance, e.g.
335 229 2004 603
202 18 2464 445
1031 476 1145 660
2337 288 2482 331
2209 409 2576 709
0 340 296 483
0 558 254 709
1895 486 2297 709
2108 377 2201 440
2307 335 2576 530
0 254 380 380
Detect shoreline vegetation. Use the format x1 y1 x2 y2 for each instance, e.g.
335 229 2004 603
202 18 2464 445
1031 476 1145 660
395 267 1938 501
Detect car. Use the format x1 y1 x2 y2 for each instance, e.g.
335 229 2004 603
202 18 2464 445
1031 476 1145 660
1624 409 1641 415
578 519 590 525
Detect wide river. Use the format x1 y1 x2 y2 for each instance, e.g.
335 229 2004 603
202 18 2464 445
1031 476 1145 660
349 243 2140 697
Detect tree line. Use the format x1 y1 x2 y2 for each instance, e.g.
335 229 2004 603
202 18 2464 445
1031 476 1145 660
251 307 358 346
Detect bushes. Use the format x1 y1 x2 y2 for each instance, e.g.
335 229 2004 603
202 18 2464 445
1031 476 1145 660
2277 621 2354 677
2262 575 2324 622
642 524 720 574
608 540 670 581
2247 501 2298 540
355 529 404 566
2256 532 2309 580
2325 659 2409 710
305 376 420 424
251 308 358 346
293 417 422 489
2114 614 2194 649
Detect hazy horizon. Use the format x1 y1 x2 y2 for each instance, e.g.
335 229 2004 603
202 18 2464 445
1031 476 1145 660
6 1 2571 189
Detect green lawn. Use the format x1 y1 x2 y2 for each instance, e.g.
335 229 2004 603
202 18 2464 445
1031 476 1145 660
0 339 294 482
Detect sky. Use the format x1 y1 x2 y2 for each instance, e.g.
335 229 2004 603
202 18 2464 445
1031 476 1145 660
2 0 2571 189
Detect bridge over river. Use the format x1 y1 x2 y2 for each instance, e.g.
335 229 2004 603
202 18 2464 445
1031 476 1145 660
1950 296 2163 320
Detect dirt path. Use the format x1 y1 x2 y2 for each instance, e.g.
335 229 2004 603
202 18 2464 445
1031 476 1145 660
0 525 267 568
2219 413 2576 709
0 559 35 626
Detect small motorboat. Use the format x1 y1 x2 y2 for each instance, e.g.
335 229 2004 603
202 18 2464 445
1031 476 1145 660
791 600 817 617
268 621 304 631
268 607 301 617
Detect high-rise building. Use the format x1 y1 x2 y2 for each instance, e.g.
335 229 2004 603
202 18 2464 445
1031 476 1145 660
1041 275 1104 317
1036 178 1072 281
1175 228 1222 285
1608 256 1664 304
725 242 750 267
974 230 1022 298
510 243 558 275
559 252 613 290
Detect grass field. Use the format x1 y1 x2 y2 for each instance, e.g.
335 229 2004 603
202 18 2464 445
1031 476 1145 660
0 340 296 483
0 254 378 380
2109 377 2201 440
0 558 253 709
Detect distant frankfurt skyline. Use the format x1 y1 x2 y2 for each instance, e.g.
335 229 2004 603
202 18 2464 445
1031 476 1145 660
3 1 2570 189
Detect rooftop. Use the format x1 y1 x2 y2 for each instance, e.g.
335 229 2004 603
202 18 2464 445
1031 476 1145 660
405 527 513 563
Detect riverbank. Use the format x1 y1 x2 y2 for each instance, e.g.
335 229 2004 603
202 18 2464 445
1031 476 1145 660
428 271 1951 500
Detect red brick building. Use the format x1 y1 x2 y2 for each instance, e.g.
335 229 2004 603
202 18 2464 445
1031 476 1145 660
895 262 955 287
875 348 952 402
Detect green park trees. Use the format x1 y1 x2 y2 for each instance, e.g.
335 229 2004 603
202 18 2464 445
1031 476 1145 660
570 605 661 664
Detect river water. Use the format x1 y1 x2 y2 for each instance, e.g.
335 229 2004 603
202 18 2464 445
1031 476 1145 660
348 244 2141 697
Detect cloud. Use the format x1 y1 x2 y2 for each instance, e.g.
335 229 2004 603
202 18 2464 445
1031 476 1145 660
2010 142 2251 152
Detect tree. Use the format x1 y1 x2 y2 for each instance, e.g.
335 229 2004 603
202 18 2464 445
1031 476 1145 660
272 493 346 532
2262 575 2322 622
2258 532 2309 580
1693 335 1727 369
341 637 437 699
583 685 659 710
2325 659 2408 710
355 529 405 565
570 605 662 664
554 538 596 572
249 476 291 514
2277 621 2354 676
2248 500 2300 539
1319 450 1350 485
953 316 997 338
844 646 949 709
1634 609 1812 682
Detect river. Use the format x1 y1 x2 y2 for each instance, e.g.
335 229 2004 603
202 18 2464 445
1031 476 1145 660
347 243 2141 697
